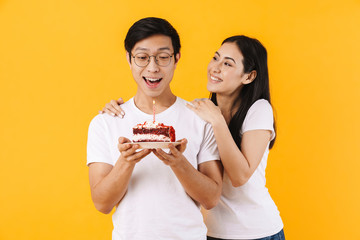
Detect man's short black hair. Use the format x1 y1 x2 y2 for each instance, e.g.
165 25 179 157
124 17 181 58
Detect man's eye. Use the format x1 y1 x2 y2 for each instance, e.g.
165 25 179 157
213 56 218 61
137 56 148 60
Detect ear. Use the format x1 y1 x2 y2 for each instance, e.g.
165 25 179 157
174 52 181 69
126 52 131 67
243 70 257 85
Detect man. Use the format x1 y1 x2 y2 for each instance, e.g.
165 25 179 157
87 17 222 240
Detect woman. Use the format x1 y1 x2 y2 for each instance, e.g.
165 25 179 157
101 35 285 240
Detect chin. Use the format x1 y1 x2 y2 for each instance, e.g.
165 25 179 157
207 84 217 93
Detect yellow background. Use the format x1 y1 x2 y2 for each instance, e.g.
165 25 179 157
1 0 359 239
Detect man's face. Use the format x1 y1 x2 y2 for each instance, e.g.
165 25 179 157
127 34 180 99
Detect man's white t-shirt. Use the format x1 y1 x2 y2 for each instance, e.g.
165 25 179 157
87 97 219 240
205 99 283 239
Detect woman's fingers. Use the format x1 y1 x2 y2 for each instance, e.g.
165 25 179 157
110 100 124 117
117 97 124 105
100 99 125 118
186 100 201 111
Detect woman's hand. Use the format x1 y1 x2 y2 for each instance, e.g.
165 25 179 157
100 97 125 118
186 99 224 126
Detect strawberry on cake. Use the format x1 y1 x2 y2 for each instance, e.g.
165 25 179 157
133 121 175 142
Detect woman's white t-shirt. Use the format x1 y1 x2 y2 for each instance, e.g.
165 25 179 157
205 99 283 239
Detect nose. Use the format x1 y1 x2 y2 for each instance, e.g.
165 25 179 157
146 56 160 72
211 61 221 73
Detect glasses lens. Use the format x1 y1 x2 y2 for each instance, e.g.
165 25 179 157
134 53 149 67
133 53 172 67
156 53 171 66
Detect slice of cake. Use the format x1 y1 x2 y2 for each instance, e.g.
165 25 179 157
133 121 175 142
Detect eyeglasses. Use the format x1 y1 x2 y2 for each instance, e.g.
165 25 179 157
131 52 174 67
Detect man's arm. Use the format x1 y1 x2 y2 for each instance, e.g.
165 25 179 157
153 141 223 210
88 137 151 214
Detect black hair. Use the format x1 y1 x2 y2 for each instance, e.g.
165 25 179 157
210 35 276 149
124 17 181 62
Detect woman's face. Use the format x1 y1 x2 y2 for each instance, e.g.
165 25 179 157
207 42 250 97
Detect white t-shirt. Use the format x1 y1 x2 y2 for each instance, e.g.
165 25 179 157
87 97 219 240
205 99 283 239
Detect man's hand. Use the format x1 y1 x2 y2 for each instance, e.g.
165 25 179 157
152 138 187 166
118 137 151 163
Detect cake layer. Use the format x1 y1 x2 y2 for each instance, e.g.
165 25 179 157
132 121 175 142
133 128 171 135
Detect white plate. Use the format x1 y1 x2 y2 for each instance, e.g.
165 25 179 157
129 142 180 149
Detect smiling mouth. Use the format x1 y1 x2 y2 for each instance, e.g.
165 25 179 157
210 75 222 82
143 77 163 88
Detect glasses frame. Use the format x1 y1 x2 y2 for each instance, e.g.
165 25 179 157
131 52 174 67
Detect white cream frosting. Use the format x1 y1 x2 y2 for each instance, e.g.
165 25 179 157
133 121 160 129
133 134 170 142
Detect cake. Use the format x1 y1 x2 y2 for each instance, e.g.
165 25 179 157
133 121 175 142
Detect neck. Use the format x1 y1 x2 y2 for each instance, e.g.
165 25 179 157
216 93 241 125
134 90 176 115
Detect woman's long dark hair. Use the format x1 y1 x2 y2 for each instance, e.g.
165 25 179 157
210 35 276 149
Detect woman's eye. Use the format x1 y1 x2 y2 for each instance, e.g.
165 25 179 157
213 56 218 61
224 62 232 67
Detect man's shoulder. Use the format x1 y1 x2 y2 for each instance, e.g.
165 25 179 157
174 97 209 125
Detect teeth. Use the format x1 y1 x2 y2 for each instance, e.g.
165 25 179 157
145 77 161 82
211 76 221 81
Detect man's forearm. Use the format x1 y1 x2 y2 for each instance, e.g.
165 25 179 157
170 160 222 210
90 160 135 214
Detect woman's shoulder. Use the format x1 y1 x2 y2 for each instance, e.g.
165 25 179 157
250 99 272 111
248 99 273 115
241 99 275 135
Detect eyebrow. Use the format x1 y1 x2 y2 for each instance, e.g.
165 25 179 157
134 47 171 51
215 51 236 64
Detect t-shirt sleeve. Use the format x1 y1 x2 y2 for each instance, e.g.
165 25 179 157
197 122 220 164
241 99 275 141
86 115 114 166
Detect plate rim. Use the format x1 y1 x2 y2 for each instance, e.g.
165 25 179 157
129 142 181 149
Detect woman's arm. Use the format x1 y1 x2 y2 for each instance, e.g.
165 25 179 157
187 99 271 187
211 118 271 187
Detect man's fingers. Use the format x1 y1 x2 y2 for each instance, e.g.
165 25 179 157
127 149 151 161
155 148 173 161
118 137 131 144
152 149 171 165
176 138 187 153
118 137 132 151
121 144 140 158
168 144 181 157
